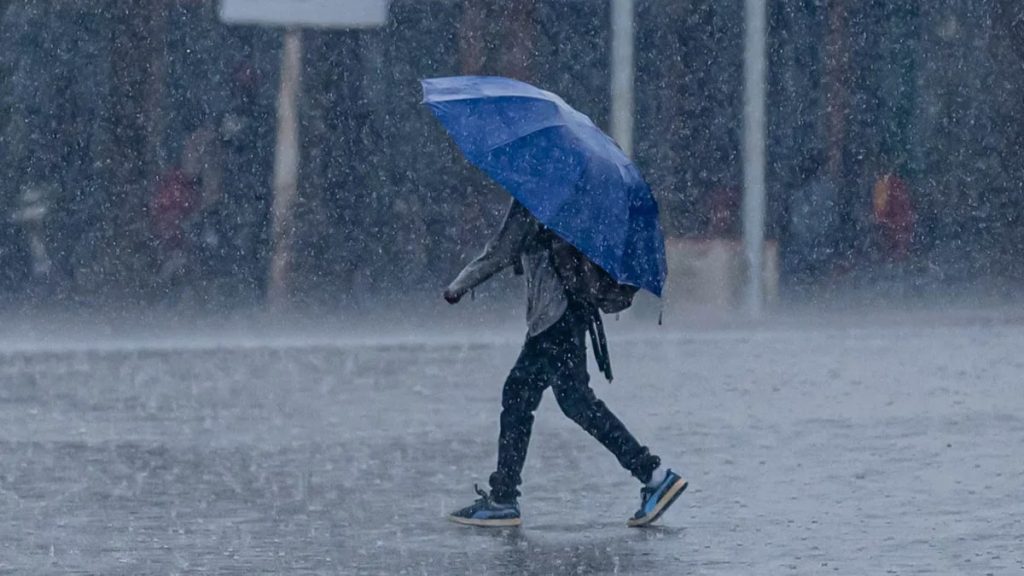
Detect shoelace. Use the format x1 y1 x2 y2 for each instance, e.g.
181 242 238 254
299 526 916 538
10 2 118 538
473 483 491 504
640 485 656 504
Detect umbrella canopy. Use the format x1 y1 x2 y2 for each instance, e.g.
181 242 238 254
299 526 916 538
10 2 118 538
421 76 667 297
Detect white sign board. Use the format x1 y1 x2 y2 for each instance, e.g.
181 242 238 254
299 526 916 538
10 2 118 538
220 0 390 29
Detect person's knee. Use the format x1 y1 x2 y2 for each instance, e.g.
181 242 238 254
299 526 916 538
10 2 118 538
554 388 596 422
559 401 588 423
501 381 542 414
499 403 535 431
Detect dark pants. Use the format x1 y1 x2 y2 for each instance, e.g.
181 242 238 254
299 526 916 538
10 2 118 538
489 305 660 502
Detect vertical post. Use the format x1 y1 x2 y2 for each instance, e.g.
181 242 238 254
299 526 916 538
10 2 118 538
143 0 167 179
824 0 847 180
459 0 486 75
268 27 303 306
742 0 768 316
610 0 636 157
503 0 536 80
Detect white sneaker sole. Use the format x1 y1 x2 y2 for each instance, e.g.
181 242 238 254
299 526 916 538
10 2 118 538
448 515 522 528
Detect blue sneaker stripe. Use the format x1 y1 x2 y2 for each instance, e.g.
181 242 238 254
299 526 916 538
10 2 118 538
628 471 688 527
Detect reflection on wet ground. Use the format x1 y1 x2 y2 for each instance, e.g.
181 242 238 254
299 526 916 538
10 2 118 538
1 321 1023 573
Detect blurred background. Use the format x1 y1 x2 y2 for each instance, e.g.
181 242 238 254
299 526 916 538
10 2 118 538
3 5 1024 573
2 0 1024 315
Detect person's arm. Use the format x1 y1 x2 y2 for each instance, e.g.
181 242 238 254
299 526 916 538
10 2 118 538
444 200 530 303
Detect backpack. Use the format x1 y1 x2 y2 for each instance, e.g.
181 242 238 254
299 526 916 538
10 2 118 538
542 230 639 314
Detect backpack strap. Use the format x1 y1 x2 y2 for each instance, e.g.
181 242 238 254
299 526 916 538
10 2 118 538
584 303 613 381
536 227 614 382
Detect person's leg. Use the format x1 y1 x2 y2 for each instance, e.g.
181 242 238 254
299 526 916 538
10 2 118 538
548 317 661 484
450 334 549 526
545 312 688 526
488 336 548 503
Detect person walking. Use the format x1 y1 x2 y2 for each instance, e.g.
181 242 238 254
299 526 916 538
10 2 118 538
443 198 687 528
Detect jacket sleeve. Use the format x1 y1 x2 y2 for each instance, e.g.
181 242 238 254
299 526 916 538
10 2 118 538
447 200 531 297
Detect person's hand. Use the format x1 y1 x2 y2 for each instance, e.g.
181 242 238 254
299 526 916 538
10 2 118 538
443 288 462 305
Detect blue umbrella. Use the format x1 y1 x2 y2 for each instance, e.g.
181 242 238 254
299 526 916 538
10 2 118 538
421 75 667 297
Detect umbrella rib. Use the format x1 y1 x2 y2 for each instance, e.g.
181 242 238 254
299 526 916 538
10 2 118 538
482 122 569 155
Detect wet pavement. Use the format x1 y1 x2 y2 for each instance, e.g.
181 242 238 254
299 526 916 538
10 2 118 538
1 316 1023 574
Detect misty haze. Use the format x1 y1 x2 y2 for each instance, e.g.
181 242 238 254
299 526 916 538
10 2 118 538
1 1 1022 574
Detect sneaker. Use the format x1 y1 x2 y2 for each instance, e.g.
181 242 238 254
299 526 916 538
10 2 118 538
448 484 522 527
627 469 687 527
